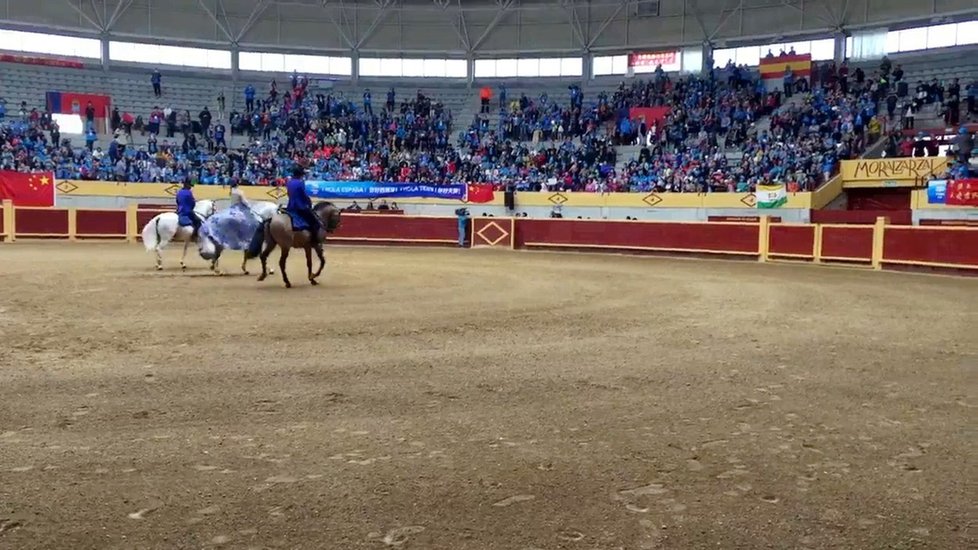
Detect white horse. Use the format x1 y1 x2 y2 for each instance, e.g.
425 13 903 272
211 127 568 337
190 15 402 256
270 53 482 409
140 199 216 270
199 200 279 275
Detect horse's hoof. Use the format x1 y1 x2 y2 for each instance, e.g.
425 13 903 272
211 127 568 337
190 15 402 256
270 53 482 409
284 283 292 289
310 279 319 286
181 265 187 271
155 266 163 271
257 275 266 282
242 270 250 275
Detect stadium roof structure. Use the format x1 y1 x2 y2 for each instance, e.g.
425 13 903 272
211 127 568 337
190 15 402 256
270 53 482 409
4 0 977 56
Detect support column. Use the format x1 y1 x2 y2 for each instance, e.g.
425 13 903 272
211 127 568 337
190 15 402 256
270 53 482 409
101 35 110 72
834 31 847 63
582 52 593 81
231 45 240 81
701 41 713 75
467 55 475 86
351 50 360 83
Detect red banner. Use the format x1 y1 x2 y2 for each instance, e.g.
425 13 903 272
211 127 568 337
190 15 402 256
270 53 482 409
46 91 112 117
628 107 671 128
946 179 978 206
0 171 56 207
628 51 677 68
0 53 84 69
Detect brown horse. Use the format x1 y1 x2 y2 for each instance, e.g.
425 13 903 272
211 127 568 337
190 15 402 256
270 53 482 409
256 202 342 288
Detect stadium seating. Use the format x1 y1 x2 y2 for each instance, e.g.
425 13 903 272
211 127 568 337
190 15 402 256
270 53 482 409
2 45 977 190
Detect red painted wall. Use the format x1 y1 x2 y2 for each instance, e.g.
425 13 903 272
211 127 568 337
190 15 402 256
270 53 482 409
5 208 978 273
16 209 68 236
77 209 126 236
768 224 815 257
820 226 873 261
515 219 759 254
883 227 978 267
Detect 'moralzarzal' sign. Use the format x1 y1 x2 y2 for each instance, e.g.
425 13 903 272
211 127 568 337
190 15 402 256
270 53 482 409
841 158 949 186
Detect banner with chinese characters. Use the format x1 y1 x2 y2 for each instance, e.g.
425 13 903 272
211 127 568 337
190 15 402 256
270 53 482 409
945 179 978 206
627 51 680 72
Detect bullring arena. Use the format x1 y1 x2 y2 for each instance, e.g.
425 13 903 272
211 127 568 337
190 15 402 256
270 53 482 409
3 0 978 547
1 208 976 549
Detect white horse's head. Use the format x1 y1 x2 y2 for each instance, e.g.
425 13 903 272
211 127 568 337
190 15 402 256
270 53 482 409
194 199 216 219
198 233 221 260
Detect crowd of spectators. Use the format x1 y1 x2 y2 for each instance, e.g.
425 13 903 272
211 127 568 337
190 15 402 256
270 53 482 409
2 58 974 191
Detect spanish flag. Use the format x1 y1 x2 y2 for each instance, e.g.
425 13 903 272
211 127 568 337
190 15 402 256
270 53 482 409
759 53 811 92
0 170 56 207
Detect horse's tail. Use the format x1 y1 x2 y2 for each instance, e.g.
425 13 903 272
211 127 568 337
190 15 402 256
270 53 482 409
245 222 266 259
141 215 170 251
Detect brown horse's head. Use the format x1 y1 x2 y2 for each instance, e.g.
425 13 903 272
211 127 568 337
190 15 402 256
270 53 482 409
314 202 342 233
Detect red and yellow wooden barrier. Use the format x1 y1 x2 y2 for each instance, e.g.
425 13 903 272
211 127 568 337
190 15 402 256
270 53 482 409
3 200 977 272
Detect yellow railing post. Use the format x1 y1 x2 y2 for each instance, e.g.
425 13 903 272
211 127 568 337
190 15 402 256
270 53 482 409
1 200 12 242
871 216 887 270
67 208 78 241
5 200 15 242
757 215 770 262
126 202 139 243
813 224 824 264
509 217 516 250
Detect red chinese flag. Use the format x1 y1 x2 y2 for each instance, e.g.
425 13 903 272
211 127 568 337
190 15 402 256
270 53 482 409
466 184 495 204
0 170 56 207
946 179 978 206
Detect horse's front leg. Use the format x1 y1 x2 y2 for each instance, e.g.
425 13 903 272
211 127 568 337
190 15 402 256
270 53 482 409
312 244 326 279
305 246 317 285
279 247 291 288
257 239 276 282
241 251 249 275
155 247 163 270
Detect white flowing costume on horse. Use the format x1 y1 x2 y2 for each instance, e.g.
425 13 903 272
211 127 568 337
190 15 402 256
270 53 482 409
198 187 266 254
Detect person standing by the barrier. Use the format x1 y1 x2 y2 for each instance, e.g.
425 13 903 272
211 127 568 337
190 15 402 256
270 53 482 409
455 207 469 248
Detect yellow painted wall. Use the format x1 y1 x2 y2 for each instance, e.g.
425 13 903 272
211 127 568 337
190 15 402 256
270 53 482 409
55 181 813 209
812 174 843 209
840 157 948 188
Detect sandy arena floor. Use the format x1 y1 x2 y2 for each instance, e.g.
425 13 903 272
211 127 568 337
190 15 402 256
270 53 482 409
0 242 975 549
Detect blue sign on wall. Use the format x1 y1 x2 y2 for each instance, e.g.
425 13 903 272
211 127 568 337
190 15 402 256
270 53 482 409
927 179 947 204
306 181 466 200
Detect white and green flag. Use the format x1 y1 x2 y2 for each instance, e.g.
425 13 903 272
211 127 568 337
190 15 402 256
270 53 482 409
756 184 787 209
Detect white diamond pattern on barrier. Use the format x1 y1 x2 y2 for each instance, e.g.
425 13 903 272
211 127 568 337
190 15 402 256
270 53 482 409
476 221 509 247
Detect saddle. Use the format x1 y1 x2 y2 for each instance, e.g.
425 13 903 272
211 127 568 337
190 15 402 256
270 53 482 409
178 213 199 227
278 205 313 232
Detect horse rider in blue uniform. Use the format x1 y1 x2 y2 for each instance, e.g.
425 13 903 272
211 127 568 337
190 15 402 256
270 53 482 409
286 166 321 245
175 181 201 239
